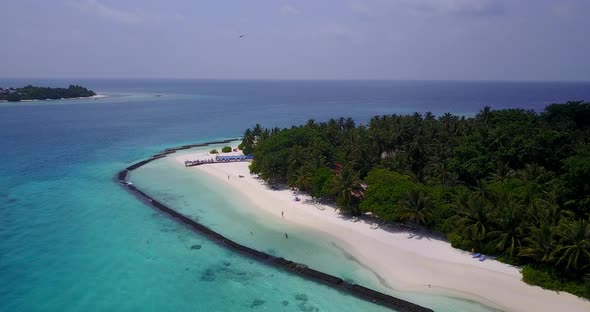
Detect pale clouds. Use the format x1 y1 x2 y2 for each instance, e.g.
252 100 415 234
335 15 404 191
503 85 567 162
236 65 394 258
350 0 504 17
315 24 365 44
551 0 585 20
69 0 142 24
281 4 301 15
419 0 504 16
1 0 588 80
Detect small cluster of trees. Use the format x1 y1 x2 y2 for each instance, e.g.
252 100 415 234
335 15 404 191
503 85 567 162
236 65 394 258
0 85 96 102
241 101 590 298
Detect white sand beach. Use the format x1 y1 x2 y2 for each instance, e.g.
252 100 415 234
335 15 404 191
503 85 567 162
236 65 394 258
175 150 590 312
0 94 106 103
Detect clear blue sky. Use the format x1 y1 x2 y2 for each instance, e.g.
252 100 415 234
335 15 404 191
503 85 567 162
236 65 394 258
2 0 589 80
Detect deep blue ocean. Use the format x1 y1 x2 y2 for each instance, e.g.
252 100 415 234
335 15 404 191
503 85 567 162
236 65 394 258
1 79 589 312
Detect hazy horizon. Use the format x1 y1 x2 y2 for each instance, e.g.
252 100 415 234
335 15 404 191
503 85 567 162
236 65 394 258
2 0 589 81
2 77 590 83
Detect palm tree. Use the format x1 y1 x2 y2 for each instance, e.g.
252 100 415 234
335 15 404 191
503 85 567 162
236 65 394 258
294 171 313 192
424 111 435 122
412 112 423 127
286 145 310 186
490 161 516 184
350 147 379 179
424 154 454 186
456 192 493 241
519 223 557 263
476 106 493 125
241 128 255 153
473 180 494 201
305 119 317 129
398 189 433 226
330 167 362 215
243 128 253 142
532 187 574 227
252 123 263 137
344 117 356 131
342 129 362 157
287 145 306 173
516 163 553 185
258 128 271 142
489 192 525 256
439 112 456 133
408 135 427 174
488 129 508 151
325 118 340 145
552 219 590 271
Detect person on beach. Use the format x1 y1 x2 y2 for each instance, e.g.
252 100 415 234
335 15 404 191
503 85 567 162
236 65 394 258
281 211 284 218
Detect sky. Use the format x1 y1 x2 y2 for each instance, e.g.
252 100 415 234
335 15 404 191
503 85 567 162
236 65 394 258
1 0 589 81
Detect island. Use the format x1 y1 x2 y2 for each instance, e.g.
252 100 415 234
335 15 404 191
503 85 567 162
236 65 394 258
124 101 590 312
238 101 590 300
0 85 96 102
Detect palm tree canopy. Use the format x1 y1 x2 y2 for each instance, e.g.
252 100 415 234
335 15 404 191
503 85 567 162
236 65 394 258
398 189 433 226
553 219 590 271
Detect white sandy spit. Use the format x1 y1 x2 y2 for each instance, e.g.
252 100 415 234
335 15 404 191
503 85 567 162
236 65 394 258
0 94 106 103
175 149 590 312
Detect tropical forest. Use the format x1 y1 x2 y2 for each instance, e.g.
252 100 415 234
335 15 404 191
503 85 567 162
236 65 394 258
0 85 96 102
240 101 590 298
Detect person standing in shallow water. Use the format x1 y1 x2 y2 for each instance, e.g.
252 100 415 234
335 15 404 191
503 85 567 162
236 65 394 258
285 233 288 239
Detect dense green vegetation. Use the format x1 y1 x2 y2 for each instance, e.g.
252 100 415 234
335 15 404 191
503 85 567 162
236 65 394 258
241 101 590 299
0 85 95 102
210 149 218 154
221 146 232 153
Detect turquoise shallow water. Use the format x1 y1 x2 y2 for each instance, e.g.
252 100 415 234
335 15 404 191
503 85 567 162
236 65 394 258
3 164 393 312
129 147 499 312
2 79 590 312
0 98 392 311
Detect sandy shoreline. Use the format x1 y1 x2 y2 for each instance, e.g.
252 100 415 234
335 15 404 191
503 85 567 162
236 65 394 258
175 150 590 312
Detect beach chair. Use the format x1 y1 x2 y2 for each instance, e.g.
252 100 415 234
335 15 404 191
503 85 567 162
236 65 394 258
479 256 486 261
472 253 481 258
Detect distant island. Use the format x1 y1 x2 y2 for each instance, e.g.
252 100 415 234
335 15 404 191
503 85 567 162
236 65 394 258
0 85 96 102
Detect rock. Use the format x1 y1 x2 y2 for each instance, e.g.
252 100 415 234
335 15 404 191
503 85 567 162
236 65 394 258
250 299 265 308
295 294 308 301
200 269 215 282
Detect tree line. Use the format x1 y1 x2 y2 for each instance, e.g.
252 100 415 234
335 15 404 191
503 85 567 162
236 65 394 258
0 85 96 102
240 101 590 298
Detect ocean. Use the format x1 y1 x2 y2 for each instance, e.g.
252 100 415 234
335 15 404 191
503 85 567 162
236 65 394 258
1 79 589 312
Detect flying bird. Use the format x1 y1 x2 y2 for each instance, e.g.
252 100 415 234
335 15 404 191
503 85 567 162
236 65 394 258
239 34 246 38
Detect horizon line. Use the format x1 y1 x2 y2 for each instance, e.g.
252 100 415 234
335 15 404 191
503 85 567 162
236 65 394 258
1 77 590 83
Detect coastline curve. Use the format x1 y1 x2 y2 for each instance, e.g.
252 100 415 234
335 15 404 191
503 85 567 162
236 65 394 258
116 139 434 312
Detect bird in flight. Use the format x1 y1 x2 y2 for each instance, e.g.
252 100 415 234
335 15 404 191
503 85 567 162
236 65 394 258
239 34 246 38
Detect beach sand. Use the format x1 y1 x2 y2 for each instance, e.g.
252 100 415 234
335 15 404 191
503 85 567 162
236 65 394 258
175 150 590 312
